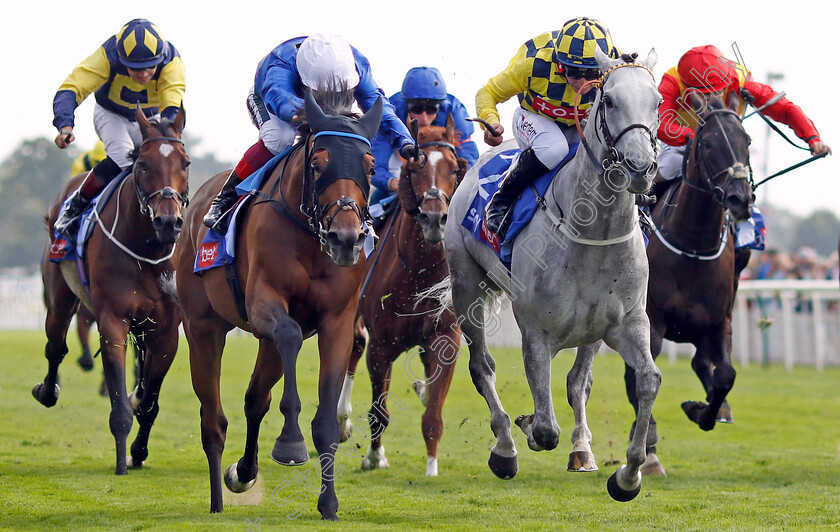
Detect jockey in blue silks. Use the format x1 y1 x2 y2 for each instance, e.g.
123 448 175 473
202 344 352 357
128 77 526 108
369 67 479 207
203 33 421 233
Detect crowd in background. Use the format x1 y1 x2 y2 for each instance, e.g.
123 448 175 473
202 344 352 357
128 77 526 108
743 247 840 281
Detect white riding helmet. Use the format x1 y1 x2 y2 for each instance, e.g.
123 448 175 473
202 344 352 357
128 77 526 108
296 33 360 91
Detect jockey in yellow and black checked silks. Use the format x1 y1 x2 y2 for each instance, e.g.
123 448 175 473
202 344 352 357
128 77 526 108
476 17 619 128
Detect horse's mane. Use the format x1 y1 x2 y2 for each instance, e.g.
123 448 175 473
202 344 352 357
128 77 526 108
312 81 357 117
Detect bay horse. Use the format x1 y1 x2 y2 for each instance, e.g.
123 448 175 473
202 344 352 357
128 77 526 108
337 119 468 476
443 48 661 501
35 106 189 475
174 90 383 519
626 95 753 475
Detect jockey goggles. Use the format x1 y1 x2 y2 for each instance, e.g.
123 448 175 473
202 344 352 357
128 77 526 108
409 103 440 115
563 65 601 81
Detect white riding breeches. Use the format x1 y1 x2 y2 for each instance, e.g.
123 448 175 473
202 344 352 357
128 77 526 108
658 143 686 180
93 104 148 169
248 86 298 155
511 107 579 169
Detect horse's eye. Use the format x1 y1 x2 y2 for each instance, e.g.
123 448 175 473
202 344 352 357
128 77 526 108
603 95 614 108
311 162 321 174
136 161 149 173
184 159 191 169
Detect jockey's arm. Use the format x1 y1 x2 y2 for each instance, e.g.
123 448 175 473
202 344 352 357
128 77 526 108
744 79 829 155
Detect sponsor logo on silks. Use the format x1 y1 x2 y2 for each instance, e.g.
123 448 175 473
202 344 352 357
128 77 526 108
198 241 219 269
530 97 590 120
480 219 501 253
49 238 69 260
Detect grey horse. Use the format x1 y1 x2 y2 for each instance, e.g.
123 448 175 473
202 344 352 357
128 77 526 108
443 47 662 501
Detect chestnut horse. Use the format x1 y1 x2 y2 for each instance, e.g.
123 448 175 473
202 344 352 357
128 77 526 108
35 106 189 475
337 120 467 476
627 96 753 475
174 91 382 519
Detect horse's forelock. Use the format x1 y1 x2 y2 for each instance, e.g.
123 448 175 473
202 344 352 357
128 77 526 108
312 82 357 117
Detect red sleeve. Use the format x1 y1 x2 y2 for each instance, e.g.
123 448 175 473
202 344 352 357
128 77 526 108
743 80 820 144
657 73 694 146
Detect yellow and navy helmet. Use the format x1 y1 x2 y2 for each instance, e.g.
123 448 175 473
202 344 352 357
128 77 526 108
116 19 165 69
554 17 616 68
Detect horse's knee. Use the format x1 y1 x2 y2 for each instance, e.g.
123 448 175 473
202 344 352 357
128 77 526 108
273 317 303 355
109 404 134 439
713 365 736 390
635 367 662 401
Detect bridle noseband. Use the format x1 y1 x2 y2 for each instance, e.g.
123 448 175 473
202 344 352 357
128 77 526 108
133 136 190 219
402 140 457 218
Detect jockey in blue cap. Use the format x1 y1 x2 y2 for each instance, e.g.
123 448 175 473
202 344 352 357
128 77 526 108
369 66 479 207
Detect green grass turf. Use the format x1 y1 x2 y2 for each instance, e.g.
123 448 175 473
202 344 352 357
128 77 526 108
1 330 838 530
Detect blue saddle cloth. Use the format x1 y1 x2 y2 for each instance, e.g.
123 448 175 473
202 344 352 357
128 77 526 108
48 169 131 264
461 145 577 267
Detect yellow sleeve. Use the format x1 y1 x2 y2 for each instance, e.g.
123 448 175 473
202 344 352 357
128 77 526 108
475 45 530 127
57 47 111 105
157 56 186 111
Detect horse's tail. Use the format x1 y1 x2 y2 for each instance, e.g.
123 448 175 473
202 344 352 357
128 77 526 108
158 271 178 303
414 276 454 324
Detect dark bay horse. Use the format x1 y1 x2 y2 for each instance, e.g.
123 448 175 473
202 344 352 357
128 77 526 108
36 106 189 475
174 91 382 519
627 96 753 475
337 120 467 476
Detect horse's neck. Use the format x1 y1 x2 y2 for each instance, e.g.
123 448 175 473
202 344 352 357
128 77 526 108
659 167 727 249
111 179 154 240
551 135 636 238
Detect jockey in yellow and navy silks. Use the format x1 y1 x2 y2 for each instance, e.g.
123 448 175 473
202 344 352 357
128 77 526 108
52 18 185 238
203 33 419 233
476 17 620 241
369 67 479 206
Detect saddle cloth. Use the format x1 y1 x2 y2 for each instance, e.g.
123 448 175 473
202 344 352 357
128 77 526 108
48 169 131 263
461 145 577 267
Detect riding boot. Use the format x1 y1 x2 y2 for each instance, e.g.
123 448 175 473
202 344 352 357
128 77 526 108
484 148 549 241
203 170 243 233
54 188 93 238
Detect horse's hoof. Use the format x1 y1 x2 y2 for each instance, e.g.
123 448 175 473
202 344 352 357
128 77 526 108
567 451 598 472
412 381 429 407
488 451 518 480
361 446 389 471
640 452 666 477
338 417 352 443
126 456 144 469
681 400 715 431
716 401 734 423
224 463 257 493
77 354 94 372
607 471 642 502
32 382 60 407
271 438 309 466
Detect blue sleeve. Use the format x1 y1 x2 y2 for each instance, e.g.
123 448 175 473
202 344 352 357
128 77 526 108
254 44 304 122
370 133 395 192
351 49 413 152
53 90 78 130
161 106 179 122
439 95 479 168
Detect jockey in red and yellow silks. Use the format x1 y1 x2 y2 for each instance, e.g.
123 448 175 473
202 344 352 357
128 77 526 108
656 45 830 181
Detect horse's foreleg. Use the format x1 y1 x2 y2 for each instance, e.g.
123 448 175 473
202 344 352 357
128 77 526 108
338 315 367 443
607 314 661 502
129 322 179 468
34 266 78 407
517 331 561 452
682 331 736 430
566 342 598 472
361 344 393 472
419 332 458 476
76 306 95 372
227 338 285 493
312 313 356 521
98 316 133 475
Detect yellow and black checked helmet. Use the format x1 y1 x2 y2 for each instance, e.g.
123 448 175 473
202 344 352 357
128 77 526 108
554 17 616 68
116 19 165 69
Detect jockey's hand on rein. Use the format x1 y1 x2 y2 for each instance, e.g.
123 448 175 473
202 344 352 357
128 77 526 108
400 145 427 169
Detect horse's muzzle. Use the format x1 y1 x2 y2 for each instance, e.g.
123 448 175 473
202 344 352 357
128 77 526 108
153 214 183 245
417 210 447 244
325 228 365 267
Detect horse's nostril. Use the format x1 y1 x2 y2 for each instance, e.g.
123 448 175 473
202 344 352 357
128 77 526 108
440 213 447 226
418 213 430 226
326 232 342 249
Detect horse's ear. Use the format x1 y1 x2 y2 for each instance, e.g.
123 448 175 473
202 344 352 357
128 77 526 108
445 113 456 142
456 157 468 186
304 89 327 131
135 104 151 136
359 96 383 141
172 103 186 136
595 46 615 72
643 48 658 70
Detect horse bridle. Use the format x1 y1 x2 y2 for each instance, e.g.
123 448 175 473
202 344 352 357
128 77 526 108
682 108 753 204
401 140 457 218
132 136 190 219
300 130 371 248
576 62 659 176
